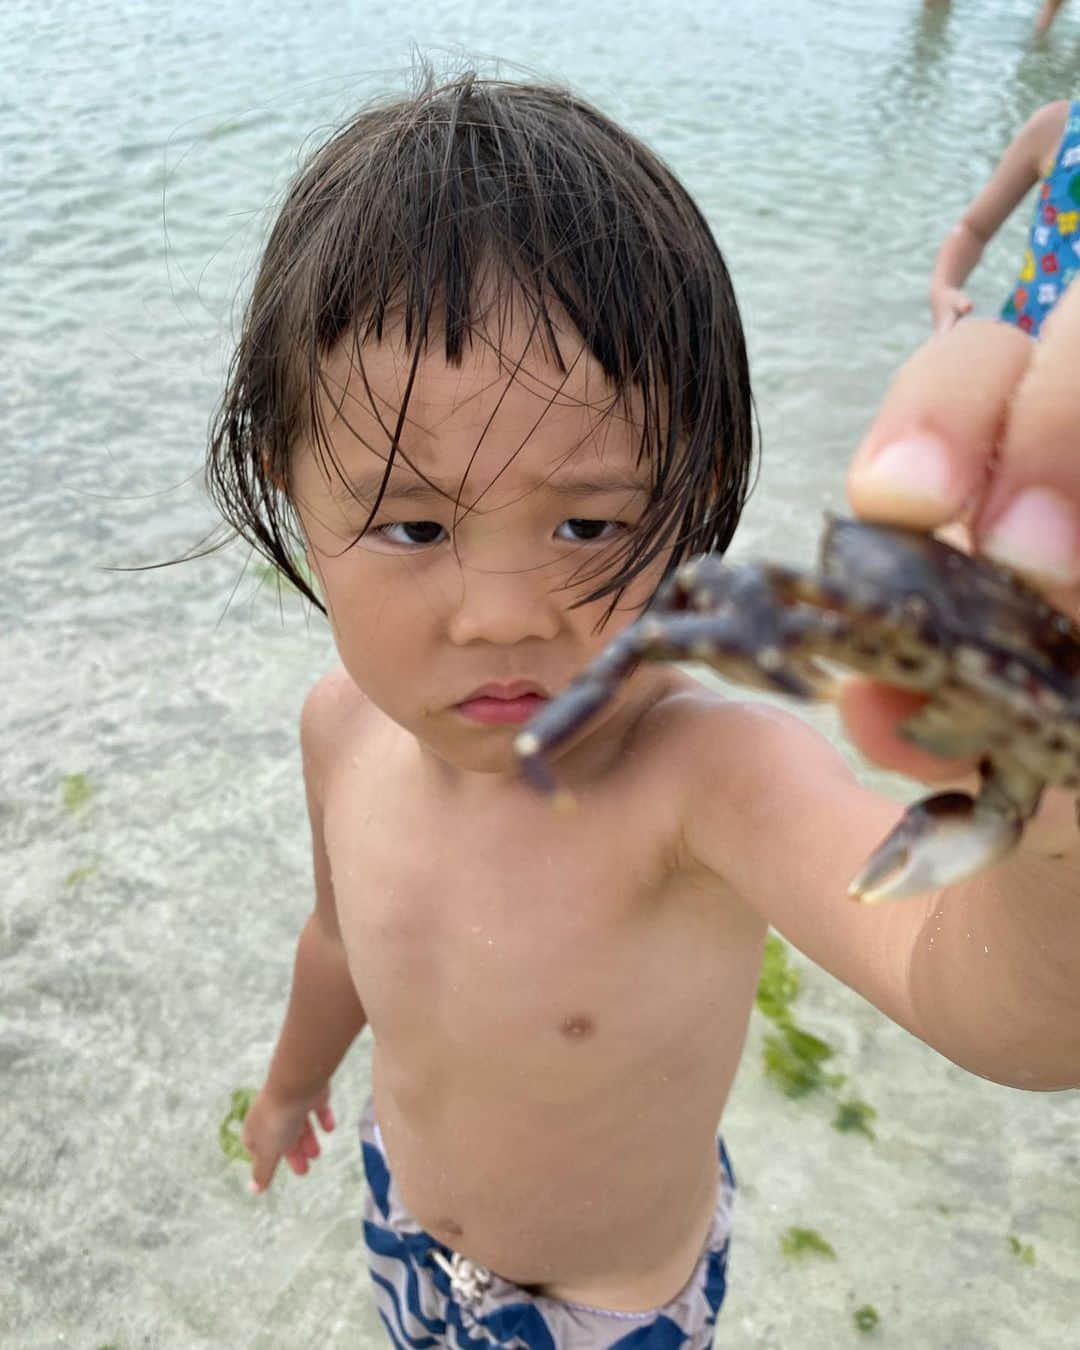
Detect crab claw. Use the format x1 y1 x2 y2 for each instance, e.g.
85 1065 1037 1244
848 791 1023 903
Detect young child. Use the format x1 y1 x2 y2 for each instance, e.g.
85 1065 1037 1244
929 98 1080 336
217 73 1080 1348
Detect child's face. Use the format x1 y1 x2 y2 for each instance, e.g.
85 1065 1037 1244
289 319 669 776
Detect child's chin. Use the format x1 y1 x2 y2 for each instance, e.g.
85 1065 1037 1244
427 726 522 776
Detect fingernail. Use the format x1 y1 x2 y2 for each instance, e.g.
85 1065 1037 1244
857 434 962 513
249 1180 263 1195
983 487 1080 584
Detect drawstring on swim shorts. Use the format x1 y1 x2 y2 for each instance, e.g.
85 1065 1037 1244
431 1249 493 1305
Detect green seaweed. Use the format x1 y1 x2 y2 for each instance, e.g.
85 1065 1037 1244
763 1023 845 1098
755 932 801 1022
219 1087 256 1163
854 1305 880 1332
1007 1235 1035 1266
61 773 93 813
755 935 881 1133
833 1098 877 1139
64 859 101 888
779 1226 836 1259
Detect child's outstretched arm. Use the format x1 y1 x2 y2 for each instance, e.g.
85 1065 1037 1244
928 101 1069 333
844 289 1079 1085
244 679 368 1193
683 295 1078 1091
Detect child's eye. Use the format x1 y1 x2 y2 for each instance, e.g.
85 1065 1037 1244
374 521 448 546
556 518 624 543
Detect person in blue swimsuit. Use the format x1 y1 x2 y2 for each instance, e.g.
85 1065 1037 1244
929 99 1080 336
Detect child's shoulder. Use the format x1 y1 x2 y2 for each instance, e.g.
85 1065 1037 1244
614 674 860 895
624 671 846 804
299 665 378 780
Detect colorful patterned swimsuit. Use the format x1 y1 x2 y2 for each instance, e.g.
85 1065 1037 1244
1001 100 1080 337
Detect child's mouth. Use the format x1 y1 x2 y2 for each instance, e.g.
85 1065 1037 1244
455 684 550 726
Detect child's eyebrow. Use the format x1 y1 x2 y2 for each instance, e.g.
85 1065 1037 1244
333 468 650 504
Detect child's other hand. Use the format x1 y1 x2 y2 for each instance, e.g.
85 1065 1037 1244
843 283 1080 782
242 1082 336 1194
929 285 974 334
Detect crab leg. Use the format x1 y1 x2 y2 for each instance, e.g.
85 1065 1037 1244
516 602 827 799
848 759 1044 903
515 627 642 798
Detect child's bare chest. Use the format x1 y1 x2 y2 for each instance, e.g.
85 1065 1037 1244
323 778 672 1047
317 707 764 1124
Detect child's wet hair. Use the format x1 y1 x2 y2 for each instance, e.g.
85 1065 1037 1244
207 68 756 617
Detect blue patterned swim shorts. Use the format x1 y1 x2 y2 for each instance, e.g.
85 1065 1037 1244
359 1099 735 1348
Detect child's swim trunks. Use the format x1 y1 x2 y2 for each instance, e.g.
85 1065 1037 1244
1001 100 1080 337
359 1098 735 1349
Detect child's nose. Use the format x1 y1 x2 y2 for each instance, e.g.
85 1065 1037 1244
446 568 562 646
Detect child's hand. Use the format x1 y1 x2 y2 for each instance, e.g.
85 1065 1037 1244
843 284 1079 783
929 285 974 334
242 1082 336 1194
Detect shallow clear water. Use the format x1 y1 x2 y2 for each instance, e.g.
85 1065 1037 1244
3 0 1079 1345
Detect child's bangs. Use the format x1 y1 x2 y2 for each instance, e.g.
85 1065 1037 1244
301 256 640 512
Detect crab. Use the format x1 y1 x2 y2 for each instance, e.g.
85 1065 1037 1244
514 517 1080 903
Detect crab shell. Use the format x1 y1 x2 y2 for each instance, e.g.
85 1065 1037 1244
805 519 1080 791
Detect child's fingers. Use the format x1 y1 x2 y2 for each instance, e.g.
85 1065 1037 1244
847 318 1033 529
316 1103 336 1133
973 281 1080 592
283 1119 323 1175
836 678 975 783
249 1150 278 1194
285 1147 310 1175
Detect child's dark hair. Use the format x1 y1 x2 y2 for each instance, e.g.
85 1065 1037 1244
207 69 755 617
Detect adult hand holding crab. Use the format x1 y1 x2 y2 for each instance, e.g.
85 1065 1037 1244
843 279 1080 865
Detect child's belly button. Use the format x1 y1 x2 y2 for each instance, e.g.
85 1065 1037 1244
397 1148 717 1303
